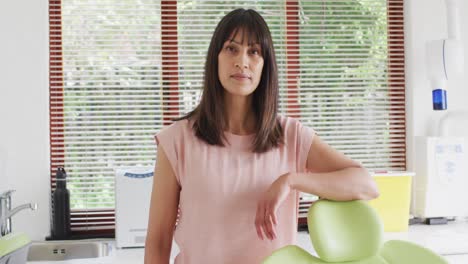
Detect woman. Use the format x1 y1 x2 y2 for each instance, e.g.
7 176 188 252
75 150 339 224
144 8 379 264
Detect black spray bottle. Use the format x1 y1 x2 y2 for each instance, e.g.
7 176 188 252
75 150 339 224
51 167 71 239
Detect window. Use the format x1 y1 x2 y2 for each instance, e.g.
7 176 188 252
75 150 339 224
49 0 405 236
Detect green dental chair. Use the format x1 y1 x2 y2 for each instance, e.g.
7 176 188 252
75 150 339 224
262 200 448 264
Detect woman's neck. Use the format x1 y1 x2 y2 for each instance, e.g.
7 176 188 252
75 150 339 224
224 95 256 135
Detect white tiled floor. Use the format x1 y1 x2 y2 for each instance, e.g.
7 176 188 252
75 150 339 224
296 218 468 264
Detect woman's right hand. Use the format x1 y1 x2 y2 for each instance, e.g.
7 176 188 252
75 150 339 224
254 173 292 241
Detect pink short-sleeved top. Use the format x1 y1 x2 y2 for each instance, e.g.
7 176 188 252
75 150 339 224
155 115 314 264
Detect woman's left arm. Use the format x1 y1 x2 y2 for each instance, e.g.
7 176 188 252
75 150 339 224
287 134 379 201
255 134 379 241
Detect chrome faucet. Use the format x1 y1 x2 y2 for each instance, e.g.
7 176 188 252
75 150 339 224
0 190 37 236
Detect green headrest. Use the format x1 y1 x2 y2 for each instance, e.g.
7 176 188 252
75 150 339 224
0 232 31 257
307 200 384 262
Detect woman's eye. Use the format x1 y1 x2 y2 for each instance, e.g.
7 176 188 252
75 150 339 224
250 49 260 55
226 46 236 52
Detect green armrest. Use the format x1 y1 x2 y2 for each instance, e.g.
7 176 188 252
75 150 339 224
262 245 388 264
0 232 31 258
262 245 321 264
380 240 449 264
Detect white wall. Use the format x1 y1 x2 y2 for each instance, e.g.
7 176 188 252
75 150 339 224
0 0 467 240
405 0 468 217
406 0 468 172
0 1 50 240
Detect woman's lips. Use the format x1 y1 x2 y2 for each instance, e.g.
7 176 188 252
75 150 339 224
231 73 251 81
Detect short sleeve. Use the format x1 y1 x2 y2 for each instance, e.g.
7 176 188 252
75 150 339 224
154 122 181 184
297 121 315 172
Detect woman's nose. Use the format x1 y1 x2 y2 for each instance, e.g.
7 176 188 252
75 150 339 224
235 53 249 69
235 63 248 69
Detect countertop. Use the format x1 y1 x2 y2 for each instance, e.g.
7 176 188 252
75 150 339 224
27 219 468 264
35 247 145 264
27 247 145 264
26 240 177 264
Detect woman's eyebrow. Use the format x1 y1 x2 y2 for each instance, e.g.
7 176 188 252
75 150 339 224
228 39 260 47
228 39 242 45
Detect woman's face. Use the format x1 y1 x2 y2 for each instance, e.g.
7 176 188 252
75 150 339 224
217 29 264 98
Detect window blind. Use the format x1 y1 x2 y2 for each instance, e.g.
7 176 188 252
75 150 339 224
49 0 405 236
49 0 163 236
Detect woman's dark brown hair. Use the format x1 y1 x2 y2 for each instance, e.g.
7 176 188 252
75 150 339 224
177 8 283 153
